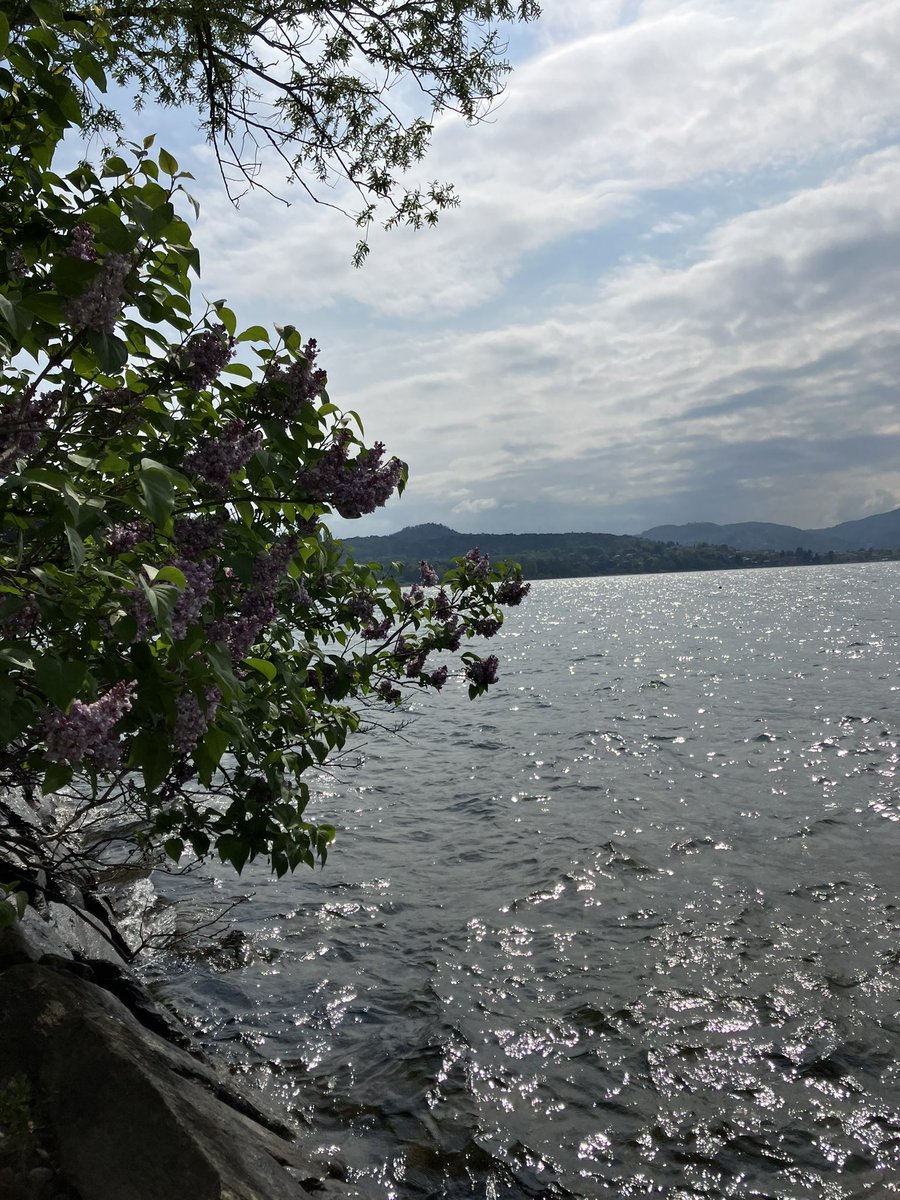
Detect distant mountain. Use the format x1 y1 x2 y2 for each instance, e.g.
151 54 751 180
339 521 900 582
641 507 900 552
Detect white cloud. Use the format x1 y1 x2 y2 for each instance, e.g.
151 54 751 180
452 497 499 515
160 0 900 533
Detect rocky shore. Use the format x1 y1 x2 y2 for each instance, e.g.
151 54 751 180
0 791 361 1200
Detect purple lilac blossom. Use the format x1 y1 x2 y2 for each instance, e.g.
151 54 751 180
474 616 502 638
107 521 153 554
420 561 439 587
68 224 96 262
184 420 262 491
405 650 428 678
442 618 462 652
45 680 137 768
378 680 402 704
0 390 60 466
183 326 235 389
209 539 294 659
433 590 453 622
467 655 499 687
496 579 531 606
173 515 226 559
429 665 449 690
0 596 40 636
402 584 424 609
464 548 491 578
363 614 392 640
262 339 327 417
296 439 403 519
67 253 129 334
348 591 375 621
170 557 217 640
172 686 221 755
6 248 27 277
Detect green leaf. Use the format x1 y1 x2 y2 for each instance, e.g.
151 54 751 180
164 838 184 862
137 463 174 527
0 293 33 340
29 0 59 18
244 657 277 681
65 525 85 568
85 331 128 373
42 763 73 795
33 656 88 709
102 155 129 176
130 728 172 791
158 147 179 176
155 565 187 588
0 678 32 742
217 835 249 874
0 12 8 55
21 291 64 323
237 325 269 343
193 724 229 785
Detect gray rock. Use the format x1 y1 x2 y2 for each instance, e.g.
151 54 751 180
0 906 74 967
0 964 325 1200
46 902 127 966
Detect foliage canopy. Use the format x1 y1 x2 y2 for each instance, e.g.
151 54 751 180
0 0 529 879
9 0 540 261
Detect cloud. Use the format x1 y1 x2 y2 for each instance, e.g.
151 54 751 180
331 147 900 530
452 497 499 515
162 0 900 534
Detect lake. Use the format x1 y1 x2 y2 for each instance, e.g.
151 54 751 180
148 563 900 1199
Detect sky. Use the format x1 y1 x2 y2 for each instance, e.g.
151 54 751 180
141 0 900 537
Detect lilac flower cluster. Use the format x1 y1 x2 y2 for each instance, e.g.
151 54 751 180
170 556 217 640
441 618 463 652
464 548 491 579
378 680 402 704
473 616 502 638
262 339 327 417
0 595 40 636
6 248 27 278
348 590 375 622
434 590 453 622
466 655 499 687
67 252 129 334
173 515 226 559
183 326 235 389
363 614 392 640
402 584 424 609
45 680 137 769
172 686 221 756
107 521 153 554
252 537 297 590
429 665 449 690
496 579 531 606
210 538 295 659
420 561 439 587
68 223 97 262
0 390 59 465
296 440 403 519
404 648 429 678
184 420 263 491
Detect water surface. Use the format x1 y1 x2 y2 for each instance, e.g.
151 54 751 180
150 564 900 1198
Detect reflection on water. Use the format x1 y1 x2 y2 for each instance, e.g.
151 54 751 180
148 564 900 1198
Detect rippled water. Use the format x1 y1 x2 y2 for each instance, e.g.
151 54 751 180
149 564 900 1199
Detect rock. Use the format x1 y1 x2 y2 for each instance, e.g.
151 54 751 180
46 902 127 966
0 906 74 968
0 964 323 1200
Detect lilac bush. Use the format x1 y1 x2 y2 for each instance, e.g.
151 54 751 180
0 3 530 878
